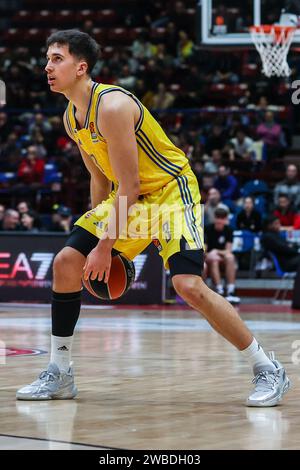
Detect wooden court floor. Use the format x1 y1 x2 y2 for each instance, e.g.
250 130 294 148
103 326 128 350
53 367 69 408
0 303 299 450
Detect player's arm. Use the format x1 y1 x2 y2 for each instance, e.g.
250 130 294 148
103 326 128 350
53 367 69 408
96 92 140 246
63 111 111 207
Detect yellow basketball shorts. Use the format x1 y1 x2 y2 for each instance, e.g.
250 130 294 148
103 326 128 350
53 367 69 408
75 167 204 268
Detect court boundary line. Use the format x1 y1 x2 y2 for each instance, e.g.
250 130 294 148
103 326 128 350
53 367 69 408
0 433 126 450
1 302 300 313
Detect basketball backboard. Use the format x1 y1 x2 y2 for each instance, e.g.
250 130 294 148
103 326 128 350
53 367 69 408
200 0 300 45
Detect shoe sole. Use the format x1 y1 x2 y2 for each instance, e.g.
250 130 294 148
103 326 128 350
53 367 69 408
16 386 78 401
246 377 291 407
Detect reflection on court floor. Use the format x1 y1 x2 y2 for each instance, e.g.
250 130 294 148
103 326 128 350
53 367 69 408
0 304 299 450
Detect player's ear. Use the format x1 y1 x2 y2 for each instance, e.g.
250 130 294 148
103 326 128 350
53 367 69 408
77 61 88 76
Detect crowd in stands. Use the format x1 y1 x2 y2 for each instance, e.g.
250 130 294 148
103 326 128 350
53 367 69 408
0 200 74 232
1 1 300 295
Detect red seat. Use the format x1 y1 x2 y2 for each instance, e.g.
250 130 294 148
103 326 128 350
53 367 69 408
91 28 107 44
76 10 95 23
107 28 131 45
24 29 47 45
232 83 248 97
96 10 118 26
55 10 76 28
3 29 23 46
150 27 167 41
101 46 114 59
13 10 32 27
242 63 259 77
34 10 56 27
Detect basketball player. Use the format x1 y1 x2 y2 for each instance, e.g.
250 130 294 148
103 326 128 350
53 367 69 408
16 30 290 406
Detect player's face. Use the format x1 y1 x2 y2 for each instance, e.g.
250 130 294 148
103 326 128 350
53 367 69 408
45 43 86 93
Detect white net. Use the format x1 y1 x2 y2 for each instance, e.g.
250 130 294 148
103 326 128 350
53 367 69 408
250 25 296 77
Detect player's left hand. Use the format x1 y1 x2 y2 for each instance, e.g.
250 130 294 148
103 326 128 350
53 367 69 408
83 245 112 283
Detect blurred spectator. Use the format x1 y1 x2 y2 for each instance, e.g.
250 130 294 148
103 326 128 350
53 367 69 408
273 164 300 209
151 83 175 110
0 209 20 231
230 128 255 161
203 149 223 175
131 32 154 60
49 205 73 233
205 125 227 154
236 196 262 232
0 132 22 171
0 111 11 143
28 112 52 136
177 31 194 61
17 145 45 184
261 215 300 272
82 19 94 35
205 207 240 303
214 165 240 201
17 200 31 214
19 210 40 232
256 111 283 160
273 194 297 230
256 95 269 114
204 187 229 225
17 200 42 229
116 65 137 92
0 204 5 222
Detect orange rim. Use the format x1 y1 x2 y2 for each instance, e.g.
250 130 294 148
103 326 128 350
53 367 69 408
250 24 296 43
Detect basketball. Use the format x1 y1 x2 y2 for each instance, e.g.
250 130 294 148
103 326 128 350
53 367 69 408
82 253 135 300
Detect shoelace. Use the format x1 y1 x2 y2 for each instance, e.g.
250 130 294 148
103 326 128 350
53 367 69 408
39 371 57 382
252 370 280 390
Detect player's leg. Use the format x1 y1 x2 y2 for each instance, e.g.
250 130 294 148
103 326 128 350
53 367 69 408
171 255 290 407
16 193 119 400
16 195 151 400
156 169 290 406
16 226 99 400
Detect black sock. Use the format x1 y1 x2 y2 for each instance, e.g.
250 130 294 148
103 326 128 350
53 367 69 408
51 290 82 337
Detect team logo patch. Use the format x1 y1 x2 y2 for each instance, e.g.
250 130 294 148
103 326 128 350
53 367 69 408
89 122 99 142
1 347 47 357
153 239 163 251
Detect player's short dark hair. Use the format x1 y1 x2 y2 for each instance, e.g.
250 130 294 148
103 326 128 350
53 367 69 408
46 29 100 75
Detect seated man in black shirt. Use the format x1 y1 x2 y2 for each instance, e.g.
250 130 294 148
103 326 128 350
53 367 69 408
261 215 300 272
261 215 300 308
205 207 240 303
236 196 262 232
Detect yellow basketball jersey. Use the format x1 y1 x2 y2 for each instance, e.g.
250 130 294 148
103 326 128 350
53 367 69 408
65 82 190 194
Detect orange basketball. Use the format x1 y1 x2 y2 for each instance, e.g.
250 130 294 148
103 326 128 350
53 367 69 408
82 253 135 300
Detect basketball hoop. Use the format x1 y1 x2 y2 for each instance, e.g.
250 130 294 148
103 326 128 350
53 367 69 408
250 25 296 77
